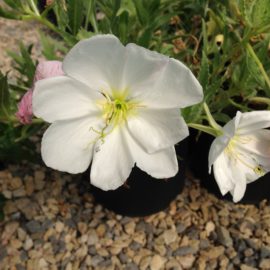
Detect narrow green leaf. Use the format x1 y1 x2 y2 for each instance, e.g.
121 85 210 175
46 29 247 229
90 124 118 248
67 0 84 35
118 11 129 44
198 51 209 90
246 48 266 87
132 0 149 25
0 73 10 118
0 6 20 19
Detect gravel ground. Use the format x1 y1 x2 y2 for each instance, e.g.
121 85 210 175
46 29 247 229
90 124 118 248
1 17 270 270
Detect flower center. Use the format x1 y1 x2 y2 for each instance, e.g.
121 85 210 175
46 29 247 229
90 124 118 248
101 90 139 127
225 136 265 176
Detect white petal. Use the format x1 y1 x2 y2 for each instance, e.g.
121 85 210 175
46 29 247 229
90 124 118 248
41 115 102 174
237 110 270 135
63 35 125 92
223 111 241 137
127 108 188 153
134 145 178 179
237 130 270 158
33 76 102 123
214 146 248 202
90 127 135 191
125 126 178 178
213 153 235 196
123 44 203 108
229 166 246 203
208 135 231 170
234 131 270 184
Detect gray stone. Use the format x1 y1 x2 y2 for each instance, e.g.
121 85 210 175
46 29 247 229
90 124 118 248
119 253 129 264
88 246 96 255
41 219 53 231
200 239 210 249
0 246 7 261
173 246 197 256
130 241 142 251
15 264 26 270
25 220 42 233
91 255 104 267
216 226 233 247
98 259 112 267
64 219 76 228
125 262 139 270
261 245 270 258
20 250 28 261
176 223 186 234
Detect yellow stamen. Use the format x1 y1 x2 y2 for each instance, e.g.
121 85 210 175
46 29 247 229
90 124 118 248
225 135 266 176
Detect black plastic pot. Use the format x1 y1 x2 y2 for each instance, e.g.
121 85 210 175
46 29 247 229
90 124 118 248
84 138 188 217
188 130 270 205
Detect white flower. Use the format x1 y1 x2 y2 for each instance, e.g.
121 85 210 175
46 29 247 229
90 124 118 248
33 34 203 190
209 111 270 202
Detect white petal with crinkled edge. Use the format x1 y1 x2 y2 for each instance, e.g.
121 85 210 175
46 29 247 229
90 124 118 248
213 153 234 196
133 144 178 179
63 35 125 93
122 44 203 109
124 126 178 179
90 127 135 191
41 115 103 174
33 76 103 123
237 111 270 135
127 108 188 154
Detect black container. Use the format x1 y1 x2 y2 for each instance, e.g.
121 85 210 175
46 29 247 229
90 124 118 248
86 138 188 217
188 131 270 205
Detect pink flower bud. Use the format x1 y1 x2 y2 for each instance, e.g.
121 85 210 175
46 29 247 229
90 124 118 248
34 61 64 82
16 89 33 124
16 61 64 124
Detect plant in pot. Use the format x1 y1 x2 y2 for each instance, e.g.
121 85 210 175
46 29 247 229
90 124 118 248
20 35 203 216
184 0 270 204
1 0 270 215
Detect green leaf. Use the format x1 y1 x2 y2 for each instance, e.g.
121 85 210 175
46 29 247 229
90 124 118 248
137 27 152 47
76 28 95 40
198 51 209 90
251 0 270 27
0 73 10 119
246 48 265 87
39 31 67 60
118 11 129 44
132 0 149 25
67 0 84 35
0 6 20 19
238 0 256 25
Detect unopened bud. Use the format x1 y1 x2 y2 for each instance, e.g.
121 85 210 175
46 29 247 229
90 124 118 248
215 34 224 47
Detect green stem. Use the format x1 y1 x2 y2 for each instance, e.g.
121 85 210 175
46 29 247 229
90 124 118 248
229 98 248 111
0 115 44 125
247 96 270 105
203 102 222 131
246 43 270 95
28 0 40 16
89 0 98 33
188 123 220 137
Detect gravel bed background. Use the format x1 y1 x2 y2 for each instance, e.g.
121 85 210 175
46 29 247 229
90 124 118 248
1 17 270 270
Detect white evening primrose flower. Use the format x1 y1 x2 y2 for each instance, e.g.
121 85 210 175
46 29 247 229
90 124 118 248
209 111 270 202
33 34 203 190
